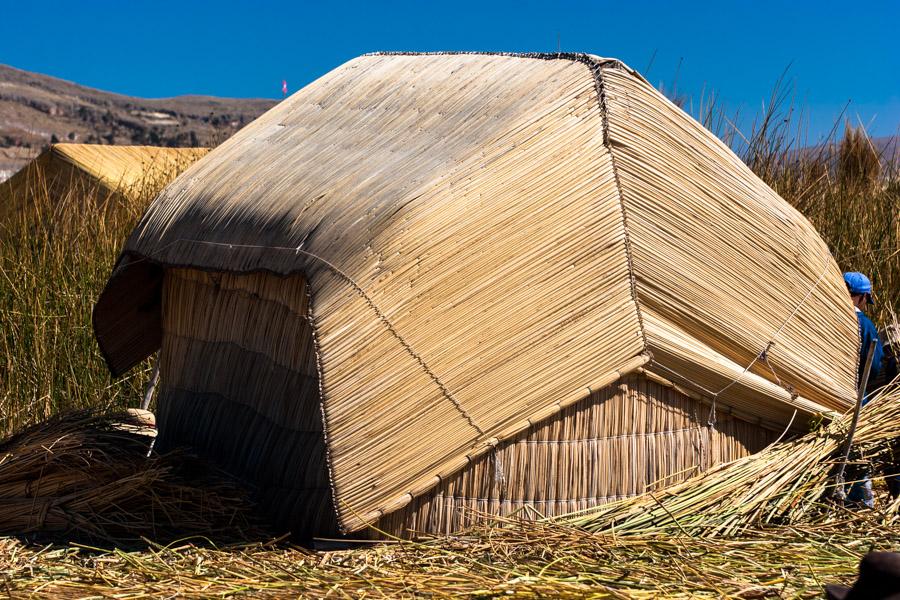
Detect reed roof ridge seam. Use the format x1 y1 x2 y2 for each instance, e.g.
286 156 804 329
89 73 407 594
308 283 343 534
590 61 648 355
429 494 642 504
361 51 651 85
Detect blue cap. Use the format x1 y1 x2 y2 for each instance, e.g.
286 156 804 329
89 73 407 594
844 272 875 304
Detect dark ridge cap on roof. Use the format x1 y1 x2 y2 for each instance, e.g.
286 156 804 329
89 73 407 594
363 50 646 81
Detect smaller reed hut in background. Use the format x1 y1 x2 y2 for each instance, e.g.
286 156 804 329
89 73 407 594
94 52 860 539
0 144 208 228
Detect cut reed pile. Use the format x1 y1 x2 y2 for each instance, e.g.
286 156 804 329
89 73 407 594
0 516 893 597
0 411 260 544
2 389 899 596
564 382 900 536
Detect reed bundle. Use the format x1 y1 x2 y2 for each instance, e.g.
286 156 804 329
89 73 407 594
0 411 259 544
46 144 209 200
564 383 900 536
0 144 207 224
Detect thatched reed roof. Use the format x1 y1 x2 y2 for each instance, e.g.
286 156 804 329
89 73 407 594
0 144 208 217
94 52 859 533
50 144 208 196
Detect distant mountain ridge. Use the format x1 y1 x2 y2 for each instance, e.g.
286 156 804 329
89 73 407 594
0 64 276 181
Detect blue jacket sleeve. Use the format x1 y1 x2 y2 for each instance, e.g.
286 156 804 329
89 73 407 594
857 312 884 387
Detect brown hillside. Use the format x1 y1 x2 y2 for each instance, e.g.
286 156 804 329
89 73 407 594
0 64 275 180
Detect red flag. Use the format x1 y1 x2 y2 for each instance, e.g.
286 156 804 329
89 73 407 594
282 80 288 97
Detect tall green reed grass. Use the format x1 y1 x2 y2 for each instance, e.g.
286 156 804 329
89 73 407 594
0 165 167 434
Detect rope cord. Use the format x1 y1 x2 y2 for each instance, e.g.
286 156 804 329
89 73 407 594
430 494 644 505
512 425 704 445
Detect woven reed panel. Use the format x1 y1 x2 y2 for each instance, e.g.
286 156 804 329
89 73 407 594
600 67 858 413
156 269 338 538
93 53 859 533
375 373 777 537
307 69 641 530
0 144 207 220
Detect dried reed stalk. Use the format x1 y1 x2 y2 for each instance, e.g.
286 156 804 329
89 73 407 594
0 514 894 597
0 411 260 544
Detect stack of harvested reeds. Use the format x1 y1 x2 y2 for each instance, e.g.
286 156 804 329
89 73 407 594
564 382 900 536
0 513 892 597
0 411 260 544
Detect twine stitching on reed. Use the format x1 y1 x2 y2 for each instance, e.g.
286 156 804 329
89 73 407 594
154 238 486 437
511 425 706 445
434 493 640 504
592 57 648 352
306 281 343 526
365 51 634 79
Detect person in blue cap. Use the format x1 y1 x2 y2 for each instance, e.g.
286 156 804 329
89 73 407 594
843 271 885 508
844 271 884 390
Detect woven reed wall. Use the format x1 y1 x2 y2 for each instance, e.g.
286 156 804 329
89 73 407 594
155 268 776 538
375 374 777 537
155 268 338 538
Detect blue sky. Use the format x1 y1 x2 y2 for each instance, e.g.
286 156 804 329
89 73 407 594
1 0 898 141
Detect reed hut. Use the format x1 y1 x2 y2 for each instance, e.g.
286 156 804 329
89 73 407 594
0 144 208 223
93 52 859 538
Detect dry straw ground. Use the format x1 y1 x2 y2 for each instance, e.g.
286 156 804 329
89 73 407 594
0 386 896 597
0 519 891 598
0 92 897 597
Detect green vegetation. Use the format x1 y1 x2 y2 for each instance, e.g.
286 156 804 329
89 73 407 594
0 174 151 435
